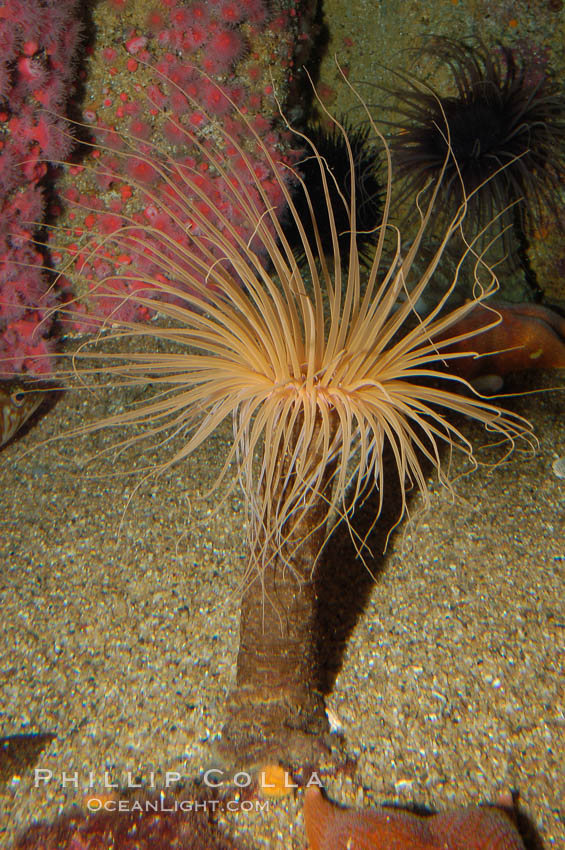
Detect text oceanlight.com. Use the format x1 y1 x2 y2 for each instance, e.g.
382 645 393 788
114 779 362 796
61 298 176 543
85 796 270 813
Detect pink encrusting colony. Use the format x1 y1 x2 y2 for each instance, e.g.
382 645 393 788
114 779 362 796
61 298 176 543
0 0 304 370
0 0 82 376
49 0 301 334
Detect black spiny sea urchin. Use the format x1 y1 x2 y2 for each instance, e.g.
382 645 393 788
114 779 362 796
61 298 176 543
387 37 565 236
285 118 383 265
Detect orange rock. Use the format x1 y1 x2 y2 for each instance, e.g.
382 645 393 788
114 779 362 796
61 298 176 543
258 763 296 798
439 301 565 379
303 786 525 850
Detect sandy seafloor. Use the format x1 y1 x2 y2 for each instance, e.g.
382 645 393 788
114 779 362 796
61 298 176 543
0 363 563 848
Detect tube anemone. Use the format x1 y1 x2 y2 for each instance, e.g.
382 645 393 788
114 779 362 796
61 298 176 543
386 37 565 240
44 68 533 765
